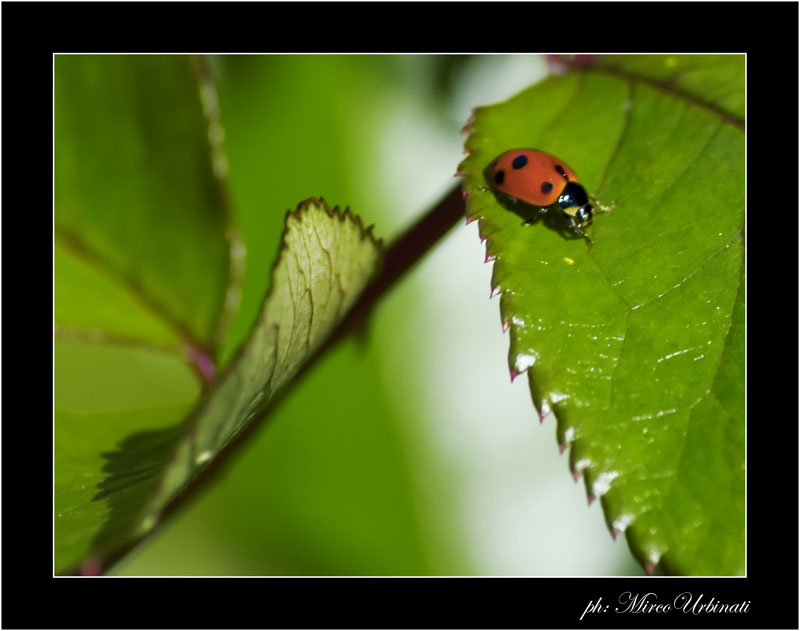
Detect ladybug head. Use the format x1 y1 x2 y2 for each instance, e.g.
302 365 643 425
569 203 594 228
557 182 594 233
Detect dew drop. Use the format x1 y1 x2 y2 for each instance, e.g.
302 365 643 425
138 514 158 535
515 353 537 372
539 400 552 418
574 458 591 474
592 471 620 497
195 450 214 466
612 513 634 533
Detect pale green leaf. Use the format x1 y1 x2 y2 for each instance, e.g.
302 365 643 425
55 199 382 574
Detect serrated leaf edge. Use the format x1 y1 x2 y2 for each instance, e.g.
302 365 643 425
457 71 744 576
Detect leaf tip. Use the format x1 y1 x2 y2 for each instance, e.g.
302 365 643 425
289 197 384 252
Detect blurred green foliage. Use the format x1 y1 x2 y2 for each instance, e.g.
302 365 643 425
55 55 230 346
56 55 469 575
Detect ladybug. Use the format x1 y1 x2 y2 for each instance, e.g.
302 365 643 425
488 148 609 243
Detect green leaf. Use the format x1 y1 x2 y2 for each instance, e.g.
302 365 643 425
459 61 744 575
55 199 383 574
589 54 745 122
55 242 183 350
54 55 236 573
54 342 200 574
55 55 232 348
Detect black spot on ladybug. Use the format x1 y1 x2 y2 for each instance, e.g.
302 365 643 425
554 164 568 180
512 155 528 169
541 181 554 194
495 170 505 185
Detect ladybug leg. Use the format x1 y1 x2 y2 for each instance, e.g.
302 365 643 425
565 214 594 246
571 223 593 245
522 207 548 226
593 198 615 213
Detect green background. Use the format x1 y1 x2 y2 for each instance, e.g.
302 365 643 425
56 54 643 575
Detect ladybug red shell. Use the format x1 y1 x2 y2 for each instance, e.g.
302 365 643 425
487 148 606 243
489 148 579 206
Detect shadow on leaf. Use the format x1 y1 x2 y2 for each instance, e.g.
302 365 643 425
481 163 581 241
87 422 186 567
